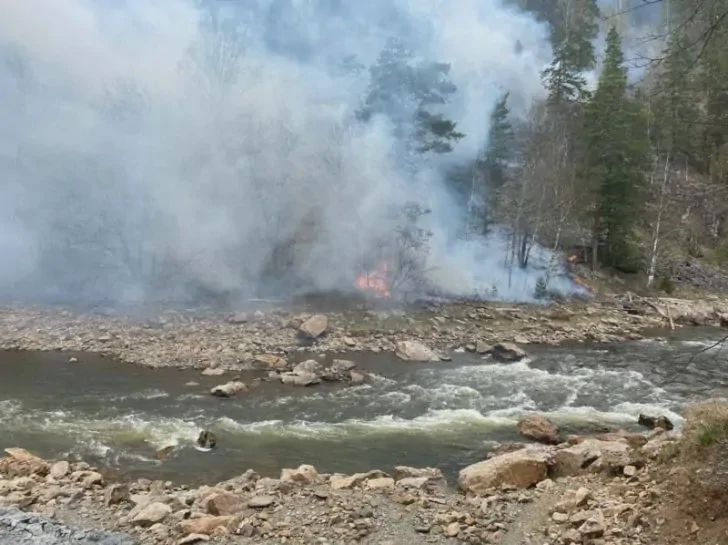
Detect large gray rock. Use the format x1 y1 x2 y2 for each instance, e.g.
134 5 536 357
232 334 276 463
0 507 137 544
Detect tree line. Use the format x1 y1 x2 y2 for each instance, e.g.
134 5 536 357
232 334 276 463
471 0 728 290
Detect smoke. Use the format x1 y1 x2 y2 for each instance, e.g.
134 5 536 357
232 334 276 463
0 0 576 306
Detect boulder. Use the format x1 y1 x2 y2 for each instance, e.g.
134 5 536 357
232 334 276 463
104 484 129 506
552 439 631 477
298 315 328 339
458 448 550 494
210 381 247 398
293 360 324 375
475 340 493 354
637 413 674 431
49 461 70 479
395 341 440 362
329 470 389 490
279 372 320 386
491 342 528 362
179 516 234 536
252 354 287 370
247 495 275 508
280 464 322 486
132 502 172 527
517 413 560 444
1 448 49 478
366 477 394 491
200 491 243 516
197 430 217 450
322 359 356 381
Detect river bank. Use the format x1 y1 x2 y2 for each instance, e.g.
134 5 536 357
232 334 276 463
1 295 728 370
0 418 683 545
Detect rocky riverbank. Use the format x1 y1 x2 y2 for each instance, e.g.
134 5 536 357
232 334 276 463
2 295 728 370
0 412 685 545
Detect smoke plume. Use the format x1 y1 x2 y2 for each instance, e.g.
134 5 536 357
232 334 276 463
0 0 579 306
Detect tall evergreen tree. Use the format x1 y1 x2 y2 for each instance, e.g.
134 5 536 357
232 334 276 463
359 38 464 157
540 0 600 106
483 92 513 189
586 26 649 268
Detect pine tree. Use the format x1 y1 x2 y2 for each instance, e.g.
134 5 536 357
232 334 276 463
586 26 649 269
359 38 464 156
483 92 513 189
540 0 599 106
653 32 700 162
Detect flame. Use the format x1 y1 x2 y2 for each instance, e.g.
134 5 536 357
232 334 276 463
568 254 579 264
355 260 391 298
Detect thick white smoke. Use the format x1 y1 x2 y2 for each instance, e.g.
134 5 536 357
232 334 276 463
0 0 578 305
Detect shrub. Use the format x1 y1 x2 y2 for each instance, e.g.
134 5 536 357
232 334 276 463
658 275 676 295
533 276 548 299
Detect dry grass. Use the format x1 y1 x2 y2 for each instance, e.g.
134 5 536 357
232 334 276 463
681 400 728 453
649 400 728 545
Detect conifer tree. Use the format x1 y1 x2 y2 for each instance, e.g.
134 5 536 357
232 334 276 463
483 92 513 189
586 26 649 268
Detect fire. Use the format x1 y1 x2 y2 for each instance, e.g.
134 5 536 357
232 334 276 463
355 260 392 298
568 254 579 264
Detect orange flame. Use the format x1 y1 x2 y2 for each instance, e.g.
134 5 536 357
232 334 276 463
355 260 392 298
568 254 579 264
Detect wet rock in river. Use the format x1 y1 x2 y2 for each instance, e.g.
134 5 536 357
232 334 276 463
395 340 440 362
517 413 561 444
637 413 674 431
490 342 528 362
322 359 355 381
280 371 320 386
210 380 247 397
197 430 217 450
153 446 175 460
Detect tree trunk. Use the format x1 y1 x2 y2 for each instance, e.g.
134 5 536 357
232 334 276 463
647 151 670 287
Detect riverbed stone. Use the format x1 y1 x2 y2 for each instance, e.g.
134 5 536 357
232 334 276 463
490 342 528 362
458 448 550 494
279 371 320 386
104 484 128 506
179 516 234 536
517 413 560 444
395 341 440 362
132 501 172 527
280 464 322 486
248 495 275 508
366 477 394 491
48 461 70 480
210 381 247 397
200 491 243 516
298 315 328 339
253 354 287 370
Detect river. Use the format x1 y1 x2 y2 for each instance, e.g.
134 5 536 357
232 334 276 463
1 327 727 485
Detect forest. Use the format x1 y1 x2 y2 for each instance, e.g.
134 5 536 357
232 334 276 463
444 0 728 292
3 0 728 304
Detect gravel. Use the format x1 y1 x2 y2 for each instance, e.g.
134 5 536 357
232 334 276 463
0 507 137 545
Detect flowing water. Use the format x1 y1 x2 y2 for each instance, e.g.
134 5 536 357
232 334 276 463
1 327 728 485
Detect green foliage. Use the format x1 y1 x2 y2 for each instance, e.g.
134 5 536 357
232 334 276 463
657 275 676 294
534 276 548 299
697 420 728 447
585 27 650 269
359 38 464 156
482 93 513 188
539 0 599 106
